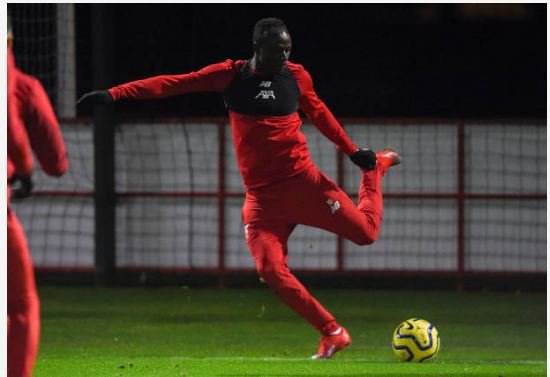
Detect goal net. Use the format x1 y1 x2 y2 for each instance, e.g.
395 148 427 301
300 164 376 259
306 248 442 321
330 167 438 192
9 3 76 118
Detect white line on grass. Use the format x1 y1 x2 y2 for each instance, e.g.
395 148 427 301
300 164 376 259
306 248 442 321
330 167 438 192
166 356 546 365
45 355 545 365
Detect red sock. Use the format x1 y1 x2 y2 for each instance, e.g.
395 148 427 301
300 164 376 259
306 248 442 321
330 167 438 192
320 320 340 336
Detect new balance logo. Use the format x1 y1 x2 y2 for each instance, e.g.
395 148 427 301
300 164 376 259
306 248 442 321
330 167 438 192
326 199 341 214
259 81 272 88
255 90 276 100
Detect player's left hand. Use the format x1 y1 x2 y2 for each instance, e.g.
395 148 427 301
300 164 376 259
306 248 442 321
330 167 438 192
11 175 34 200
76 90 113 107
350 148 377 171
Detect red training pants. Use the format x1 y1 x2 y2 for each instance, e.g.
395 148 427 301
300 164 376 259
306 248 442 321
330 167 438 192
242 163 384 333
7 209 40 377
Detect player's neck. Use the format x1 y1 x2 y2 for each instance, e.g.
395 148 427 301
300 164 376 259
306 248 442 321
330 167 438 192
250 55 279 76
250 56 261 74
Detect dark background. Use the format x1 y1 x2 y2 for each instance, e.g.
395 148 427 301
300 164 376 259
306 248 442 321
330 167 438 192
73 4 545 118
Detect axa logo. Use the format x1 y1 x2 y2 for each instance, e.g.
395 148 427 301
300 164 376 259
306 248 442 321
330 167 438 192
326 199 341 214
255 90 276 100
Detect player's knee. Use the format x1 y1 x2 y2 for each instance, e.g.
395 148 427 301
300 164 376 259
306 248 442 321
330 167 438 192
354 236 373 246
8 312 29 328
353 232 377 246
344 219 381 245
257 263 288 285
8 295 39 316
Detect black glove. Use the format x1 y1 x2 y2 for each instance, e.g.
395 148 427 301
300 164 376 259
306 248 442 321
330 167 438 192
350 148 377 171
76 90 113 106
11 175 33 200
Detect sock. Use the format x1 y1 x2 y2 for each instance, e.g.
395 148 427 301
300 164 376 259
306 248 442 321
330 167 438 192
321 320 340 336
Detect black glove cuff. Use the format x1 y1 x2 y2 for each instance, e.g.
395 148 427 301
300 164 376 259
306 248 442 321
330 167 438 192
350 148 377 171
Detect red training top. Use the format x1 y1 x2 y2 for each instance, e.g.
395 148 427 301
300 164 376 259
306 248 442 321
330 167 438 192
109 59 357 189
11 52 69 178
7 49 33 182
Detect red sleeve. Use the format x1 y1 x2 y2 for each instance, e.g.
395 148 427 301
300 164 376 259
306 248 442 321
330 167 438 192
8 101 33 178
21 75 69 176
7 50 33 179
290 63 357 156
108 59 238 101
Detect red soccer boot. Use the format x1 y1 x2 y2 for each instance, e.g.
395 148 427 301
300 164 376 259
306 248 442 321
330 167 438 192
376 148 402 175
311 326 352 360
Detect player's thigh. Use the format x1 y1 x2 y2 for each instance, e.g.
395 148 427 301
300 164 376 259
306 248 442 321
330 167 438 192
244 221 295 271
291 173 367 235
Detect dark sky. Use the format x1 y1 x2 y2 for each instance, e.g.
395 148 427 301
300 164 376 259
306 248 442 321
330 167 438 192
74 4 546 118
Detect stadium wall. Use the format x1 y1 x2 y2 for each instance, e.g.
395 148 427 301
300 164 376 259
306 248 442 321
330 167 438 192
13 118 546 289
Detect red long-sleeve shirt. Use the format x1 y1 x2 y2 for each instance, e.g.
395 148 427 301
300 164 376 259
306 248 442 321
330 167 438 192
7 49 33 182
109 59 357 189
12 57 69 177
7 49 69 204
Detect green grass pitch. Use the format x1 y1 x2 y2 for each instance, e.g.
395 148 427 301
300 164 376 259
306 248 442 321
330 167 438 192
34 286 545 376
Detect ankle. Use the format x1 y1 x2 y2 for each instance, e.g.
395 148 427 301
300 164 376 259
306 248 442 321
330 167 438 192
320 321 340 336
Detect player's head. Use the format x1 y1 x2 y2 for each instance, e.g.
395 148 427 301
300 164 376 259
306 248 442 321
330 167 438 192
7 13 14 49
252 17 292 74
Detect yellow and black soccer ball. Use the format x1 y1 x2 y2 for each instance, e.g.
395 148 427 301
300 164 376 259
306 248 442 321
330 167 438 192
392 318 440 362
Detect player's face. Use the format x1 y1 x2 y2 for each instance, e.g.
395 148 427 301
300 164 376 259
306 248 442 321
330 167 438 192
256 29 292 74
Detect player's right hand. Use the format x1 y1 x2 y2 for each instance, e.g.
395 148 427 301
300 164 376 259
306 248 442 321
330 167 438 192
76 90 113 106
11 175 33 200
350 148 377 171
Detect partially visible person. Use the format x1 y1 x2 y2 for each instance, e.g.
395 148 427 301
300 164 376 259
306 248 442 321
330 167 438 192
7 37 33 201
7 14 69 377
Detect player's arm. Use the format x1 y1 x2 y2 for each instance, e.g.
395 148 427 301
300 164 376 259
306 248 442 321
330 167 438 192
294 65 376 170
24 76 69 177
8 101 33 179
7 50 33 181
77 60 237 105
8 97 34 200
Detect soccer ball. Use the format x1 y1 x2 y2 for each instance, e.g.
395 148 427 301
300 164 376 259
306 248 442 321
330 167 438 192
392 318 440 362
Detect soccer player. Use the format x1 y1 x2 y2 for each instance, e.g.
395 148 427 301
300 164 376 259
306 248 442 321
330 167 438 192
7 15 69 377
78 17 401 359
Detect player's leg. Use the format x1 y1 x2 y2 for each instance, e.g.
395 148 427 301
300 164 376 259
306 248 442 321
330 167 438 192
7 210 40 377
292 149 400 245
353 149 401 242
245 221 339 331
244 221 351 359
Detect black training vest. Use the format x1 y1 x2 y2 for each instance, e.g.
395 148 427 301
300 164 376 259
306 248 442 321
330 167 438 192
222 60 301 116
